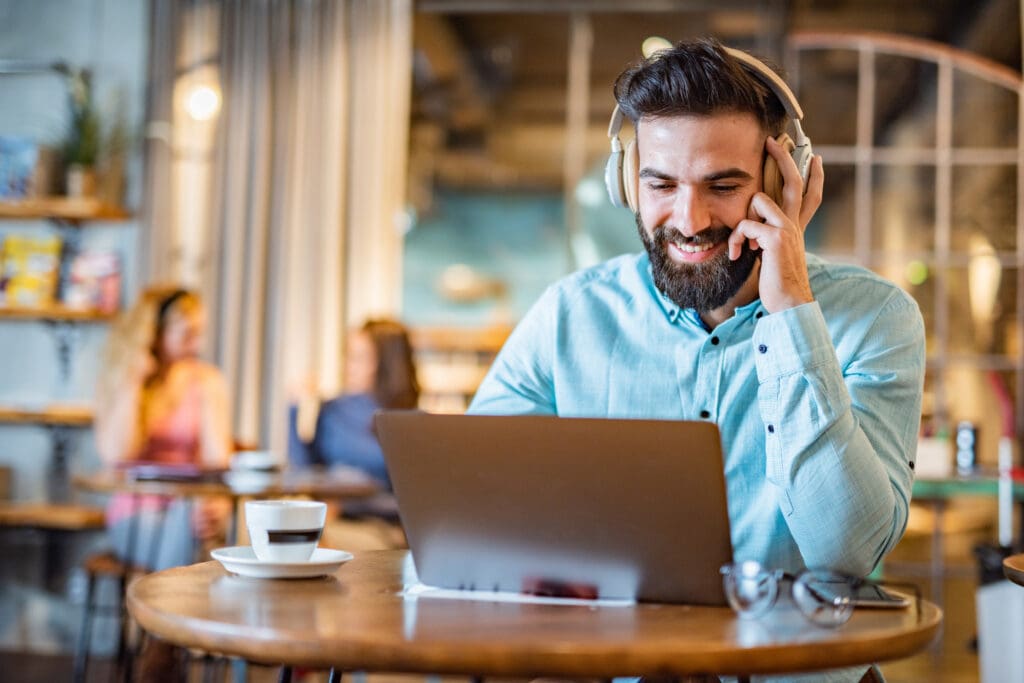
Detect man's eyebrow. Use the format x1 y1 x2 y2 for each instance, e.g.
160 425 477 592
637 167 755 182
638 168 674 181
704 168 754 182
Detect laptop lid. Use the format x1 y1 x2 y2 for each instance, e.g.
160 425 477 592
375 411 733 606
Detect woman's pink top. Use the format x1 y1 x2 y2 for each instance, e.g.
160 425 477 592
106 372 204 525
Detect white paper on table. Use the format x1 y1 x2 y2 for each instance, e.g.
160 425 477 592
402 581 635 607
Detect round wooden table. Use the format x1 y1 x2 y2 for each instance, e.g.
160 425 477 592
127 550 942 680
1003 553 1024 587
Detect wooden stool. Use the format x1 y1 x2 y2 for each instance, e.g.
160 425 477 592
0 502 114 680
0 502 105 530
73 551 148 683
0 502 105 589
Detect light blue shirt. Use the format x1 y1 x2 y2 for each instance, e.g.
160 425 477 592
470 251 925 578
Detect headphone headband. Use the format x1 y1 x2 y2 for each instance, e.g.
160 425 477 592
721 46 804 121
157 289 190 327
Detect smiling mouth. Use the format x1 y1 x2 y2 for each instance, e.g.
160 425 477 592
670 240 719 254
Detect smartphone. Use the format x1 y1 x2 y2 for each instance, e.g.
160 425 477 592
849 583 911 609
802 579 911 609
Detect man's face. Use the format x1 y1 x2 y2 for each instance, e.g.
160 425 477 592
635 112 764 313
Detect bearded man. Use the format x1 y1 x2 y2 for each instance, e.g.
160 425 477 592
469 38 925 670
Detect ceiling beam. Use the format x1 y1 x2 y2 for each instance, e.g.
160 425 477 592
418 0 767 13
413 13 490 130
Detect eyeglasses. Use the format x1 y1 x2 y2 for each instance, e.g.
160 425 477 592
720 561 921 628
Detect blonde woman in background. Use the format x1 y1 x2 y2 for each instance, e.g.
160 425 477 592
94 285 232 569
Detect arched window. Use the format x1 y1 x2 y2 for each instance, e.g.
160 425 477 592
789 31 1024 452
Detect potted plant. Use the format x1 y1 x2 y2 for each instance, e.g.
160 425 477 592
62 68 101 198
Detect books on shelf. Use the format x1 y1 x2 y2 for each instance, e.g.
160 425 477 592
0 233 62 307
0 137 59 200
0 233 121 315
63 248 121 313
0 136 36 199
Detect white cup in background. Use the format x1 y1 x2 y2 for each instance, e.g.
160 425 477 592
245 500 327 563
231 450 280 472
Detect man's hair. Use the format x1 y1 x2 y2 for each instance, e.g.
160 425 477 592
613 37 788 136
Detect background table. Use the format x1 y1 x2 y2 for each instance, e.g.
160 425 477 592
128 549 942 680
1004 553 1024 586
74 465 379 546
73 465 379 500
902 474 1024 608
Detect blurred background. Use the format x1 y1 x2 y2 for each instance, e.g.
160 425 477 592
1 0 1023 681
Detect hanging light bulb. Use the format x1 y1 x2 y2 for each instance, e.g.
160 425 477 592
185 83 220 121
642 36 673 59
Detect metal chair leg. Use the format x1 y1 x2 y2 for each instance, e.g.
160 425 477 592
71 571 96 683
328 669 343 683
277 665 293 683
118 573 134 683
201 653 218 683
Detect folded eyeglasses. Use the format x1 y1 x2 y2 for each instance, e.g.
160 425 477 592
720 560 921 628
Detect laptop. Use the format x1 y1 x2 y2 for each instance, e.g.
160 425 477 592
375 411 734 605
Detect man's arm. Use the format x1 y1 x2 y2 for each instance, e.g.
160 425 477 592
469 288 559 415
755 295 925 577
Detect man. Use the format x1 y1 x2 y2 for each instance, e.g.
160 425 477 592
470 38 925 587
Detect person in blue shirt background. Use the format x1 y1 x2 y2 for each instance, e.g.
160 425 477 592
470 39 925 683
289 318 420 489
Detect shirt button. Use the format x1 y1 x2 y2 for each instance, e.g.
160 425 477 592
700 410 710 419
711 336 720 345
767 424 775 433
758 344 768 353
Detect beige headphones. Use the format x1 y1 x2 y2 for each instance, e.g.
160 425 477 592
604 43 814 211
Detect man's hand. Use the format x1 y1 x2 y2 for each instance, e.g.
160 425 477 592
728 136 825 314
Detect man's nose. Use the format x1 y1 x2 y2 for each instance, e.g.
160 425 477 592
671 186 710 237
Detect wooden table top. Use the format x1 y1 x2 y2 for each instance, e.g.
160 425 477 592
127 550 942 678
73 466 378 500
1003 554 1024 587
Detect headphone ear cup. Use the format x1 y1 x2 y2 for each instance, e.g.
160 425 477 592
623 138 639 212
762 133 795 206
604 147 627 208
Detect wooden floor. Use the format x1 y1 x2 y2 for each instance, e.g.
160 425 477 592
0 499 1013 682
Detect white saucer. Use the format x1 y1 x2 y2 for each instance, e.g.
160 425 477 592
211 545 353 579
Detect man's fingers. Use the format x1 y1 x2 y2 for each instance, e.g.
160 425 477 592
766 136 803 217
729 215 782 259
749 192 787 226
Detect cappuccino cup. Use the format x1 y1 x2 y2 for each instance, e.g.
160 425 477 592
245 500 327 563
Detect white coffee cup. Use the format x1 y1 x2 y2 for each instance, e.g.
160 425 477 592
245 500 327 563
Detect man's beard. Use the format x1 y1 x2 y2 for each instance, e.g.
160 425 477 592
636 214 760 313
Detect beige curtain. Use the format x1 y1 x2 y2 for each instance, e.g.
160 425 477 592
344 0 413 328
198 0 412 453
139 0 182 283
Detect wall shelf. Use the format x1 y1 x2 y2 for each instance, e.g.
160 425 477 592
0 404 93 427
0 197 130 222
0 305 116 322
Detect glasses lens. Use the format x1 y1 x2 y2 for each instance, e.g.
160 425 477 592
721 561 779 618
792 570 855 627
